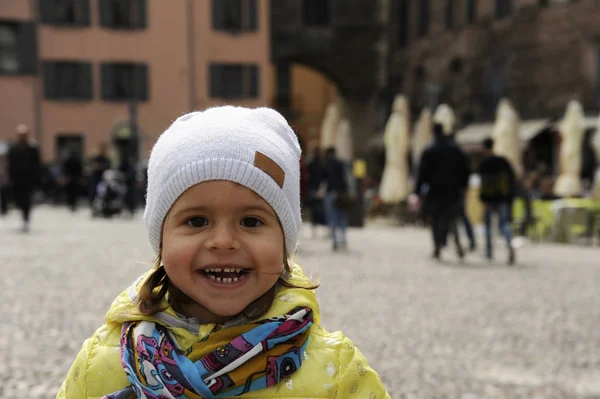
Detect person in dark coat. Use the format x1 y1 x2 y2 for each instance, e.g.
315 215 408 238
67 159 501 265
7 124 41 232
411 123 471 260
478 138 517 265
118 154 137 216
62 148 83 211
447 133 477 251
322 147 350 250
306 146 326 236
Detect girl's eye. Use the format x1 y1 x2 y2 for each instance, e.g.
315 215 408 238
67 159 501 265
241 217 262 228
186 217 208 228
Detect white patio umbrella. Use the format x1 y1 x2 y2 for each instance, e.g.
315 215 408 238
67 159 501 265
320 103 340 150
335 118 353 163
591 113 600 200
379 95 410 203
412 108 433 170
554 100 585 197
433 104 456 136
492 98 523 177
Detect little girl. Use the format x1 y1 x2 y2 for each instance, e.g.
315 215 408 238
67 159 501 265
57 106 390 398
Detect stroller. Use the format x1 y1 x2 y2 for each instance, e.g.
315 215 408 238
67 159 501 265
92 170 127 218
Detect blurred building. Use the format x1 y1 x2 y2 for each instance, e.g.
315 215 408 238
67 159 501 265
0 0 335 164
389 0 600 124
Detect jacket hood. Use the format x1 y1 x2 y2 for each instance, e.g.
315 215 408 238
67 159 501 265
105 265 321 333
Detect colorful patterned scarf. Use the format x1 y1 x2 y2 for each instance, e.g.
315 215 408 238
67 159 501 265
102 307 313 399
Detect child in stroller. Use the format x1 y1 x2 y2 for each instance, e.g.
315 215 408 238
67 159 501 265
92 169 127 218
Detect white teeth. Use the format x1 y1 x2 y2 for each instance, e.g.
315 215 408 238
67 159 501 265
209 274 216 281
235 268 241 273
216 277 223 282
226 278 232 283
232 277 239 282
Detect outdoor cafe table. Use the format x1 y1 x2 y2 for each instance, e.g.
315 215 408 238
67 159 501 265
550 198 600 244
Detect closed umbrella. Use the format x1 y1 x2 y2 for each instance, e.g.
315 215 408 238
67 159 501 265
433 104 456 136
335 119 353 163
379 95 410 203
412 108 433 170
492 98 522 177
320 103 340 150
554 100 585 197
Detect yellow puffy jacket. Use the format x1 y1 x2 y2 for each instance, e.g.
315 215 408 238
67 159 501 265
57 267 391 398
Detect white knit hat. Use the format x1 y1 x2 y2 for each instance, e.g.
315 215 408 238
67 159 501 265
143 106 302 256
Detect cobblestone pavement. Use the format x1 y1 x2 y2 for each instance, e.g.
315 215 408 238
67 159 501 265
1 206 600 398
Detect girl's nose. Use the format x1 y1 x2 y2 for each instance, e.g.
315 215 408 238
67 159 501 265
205 223 240 251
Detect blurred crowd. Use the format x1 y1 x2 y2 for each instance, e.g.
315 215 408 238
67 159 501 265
0 124 147 231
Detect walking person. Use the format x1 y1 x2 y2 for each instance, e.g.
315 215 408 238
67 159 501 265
306 145 325 237
447 129 477 250
88 142 111 205
57 106 390 398
62 148 83 212
322 146 350 250
411 123 471 260
478 138 517 264
118 153 137 216
7 125 41 232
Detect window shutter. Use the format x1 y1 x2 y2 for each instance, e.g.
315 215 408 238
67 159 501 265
81 62 93 100
38 0 56 24
43 62 57 98
17 22 38 74
249 65 259 98
209 64 222 97
230 0 243 30
418 0 429 36
134 64 149 100
136 0 147 28
466 0 476 23
101 63 115 100
79 0 91 26
212 0 224 30
248 0 257 31
445 0 454 29
99 0 114 27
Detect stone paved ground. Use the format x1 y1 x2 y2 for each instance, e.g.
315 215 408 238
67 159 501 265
1 206 600 399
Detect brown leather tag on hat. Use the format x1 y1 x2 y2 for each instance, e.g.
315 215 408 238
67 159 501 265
254 151 285 188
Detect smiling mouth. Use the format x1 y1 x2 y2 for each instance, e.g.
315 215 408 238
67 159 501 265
200 268 251 284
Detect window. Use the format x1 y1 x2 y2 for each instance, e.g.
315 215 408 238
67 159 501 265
540 0 571 5
39 0 90 27
0 21 37 75
209 64 259 99
398 0 409 47
99 0 146 29
101 63 149 101
465 0 476 23
212 0 258 32
43 61 93 100
0 24 18 73
303 0 329 26
495 0 513 18
446 0 454 29
418 0 430 37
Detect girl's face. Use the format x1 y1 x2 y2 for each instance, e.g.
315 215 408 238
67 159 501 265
161 181 284 323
